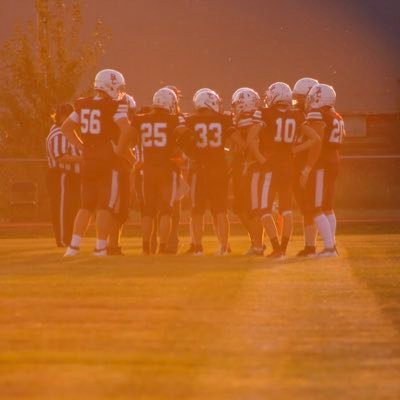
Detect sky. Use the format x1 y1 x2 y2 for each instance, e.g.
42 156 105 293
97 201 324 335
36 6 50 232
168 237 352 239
1 0 399 113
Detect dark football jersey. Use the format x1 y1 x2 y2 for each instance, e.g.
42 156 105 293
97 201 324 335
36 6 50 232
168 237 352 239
253 106 304 165
184 111 234 166
71 95 128 160
306 107 345 163
131 109 184 166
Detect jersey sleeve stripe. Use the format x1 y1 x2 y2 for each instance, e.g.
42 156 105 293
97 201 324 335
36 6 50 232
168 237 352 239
237 117 254 128
306 111 323 120
113 112 128 122
117 104 129 112
69 111 80 123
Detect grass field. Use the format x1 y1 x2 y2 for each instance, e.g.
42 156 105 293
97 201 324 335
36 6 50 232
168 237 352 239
0 233 400 399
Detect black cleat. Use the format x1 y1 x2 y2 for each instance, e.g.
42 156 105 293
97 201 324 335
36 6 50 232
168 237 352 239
296 246 316 257
107 246 124 256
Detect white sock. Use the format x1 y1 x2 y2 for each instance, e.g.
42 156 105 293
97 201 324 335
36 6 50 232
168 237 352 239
326 212 337 245
70 235 81 248
314 214 334 249
304 224 317 247
96 239 108 250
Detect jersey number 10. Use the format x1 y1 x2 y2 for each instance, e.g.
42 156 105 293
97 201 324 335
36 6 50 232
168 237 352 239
274 118 296 143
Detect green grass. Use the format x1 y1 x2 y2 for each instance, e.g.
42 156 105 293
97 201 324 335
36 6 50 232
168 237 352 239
0 234 400 399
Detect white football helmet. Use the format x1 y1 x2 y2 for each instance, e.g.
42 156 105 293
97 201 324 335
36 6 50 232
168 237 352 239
231 87 261 116
193 88 221 112
293 77 319 97
305 84 336 111
193 88 213 98
292 77 319 108
152 87 178 113
265 82 292 107
94 69 126 100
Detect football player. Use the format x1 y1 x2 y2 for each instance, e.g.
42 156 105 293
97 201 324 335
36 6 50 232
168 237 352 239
131 87 186 254
292 77 322 256
292 78 319 112
230 87 265 255
182 88 237 255
302 84 345 257
249 82 319 258
106 93 137 255
162 85 186 254
62 69 132 256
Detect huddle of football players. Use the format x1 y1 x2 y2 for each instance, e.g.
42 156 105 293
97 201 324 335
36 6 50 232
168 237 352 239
60 68 345 259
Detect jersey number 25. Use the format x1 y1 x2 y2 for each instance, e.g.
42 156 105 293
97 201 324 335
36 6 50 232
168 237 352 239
141 122 167 147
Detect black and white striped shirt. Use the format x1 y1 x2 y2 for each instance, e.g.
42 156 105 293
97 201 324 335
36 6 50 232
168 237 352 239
46 124 81 174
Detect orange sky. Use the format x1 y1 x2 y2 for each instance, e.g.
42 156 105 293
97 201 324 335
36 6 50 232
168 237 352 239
1 0 399 112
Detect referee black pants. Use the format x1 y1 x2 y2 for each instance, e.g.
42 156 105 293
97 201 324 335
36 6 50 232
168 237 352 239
47 169 80 247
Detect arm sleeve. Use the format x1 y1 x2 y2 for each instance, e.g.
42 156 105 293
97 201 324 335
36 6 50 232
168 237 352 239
252 109 265 125
52 133 68 159
69 111 80 123
306 110 323 121
113 103 129 121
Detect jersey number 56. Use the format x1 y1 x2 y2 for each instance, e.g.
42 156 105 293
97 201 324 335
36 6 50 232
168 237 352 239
81 109 101 135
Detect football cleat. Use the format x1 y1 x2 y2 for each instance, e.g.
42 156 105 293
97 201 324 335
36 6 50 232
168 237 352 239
305 84 336 111
334 245 339 256
267 249 286 260
316 248 338 258
94 69 126 100
93 248 108 257
185 244 196 254
296 246 316 257
215 247 230 256
243 246 264 256
107 246 124 256
265 82 292 107
193 251 204 256
63 246 79 257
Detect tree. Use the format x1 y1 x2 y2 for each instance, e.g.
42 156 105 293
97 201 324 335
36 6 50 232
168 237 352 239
0 0 109 157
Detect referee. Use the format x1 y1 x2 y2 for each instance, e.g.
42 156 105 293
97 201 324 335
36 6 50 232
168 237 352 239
46 103 82 247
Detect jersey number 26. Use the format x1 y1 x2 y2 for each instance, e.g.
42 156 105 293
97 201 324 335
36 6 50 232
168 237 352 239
329 119 345 143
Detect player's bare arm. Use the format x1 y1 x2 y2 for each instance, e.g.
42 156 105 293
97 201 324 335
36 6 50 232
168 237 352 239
292 123 321 154
174 125 197 159
61 118 84 152
56 153 83 165
114 117 132 157
299 120 325 187
229 128 246 151
247 123 266 165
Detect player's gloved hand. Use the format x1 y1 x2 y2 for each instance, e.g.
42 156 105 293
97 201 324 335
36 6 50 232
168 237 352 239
300 166 311 188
